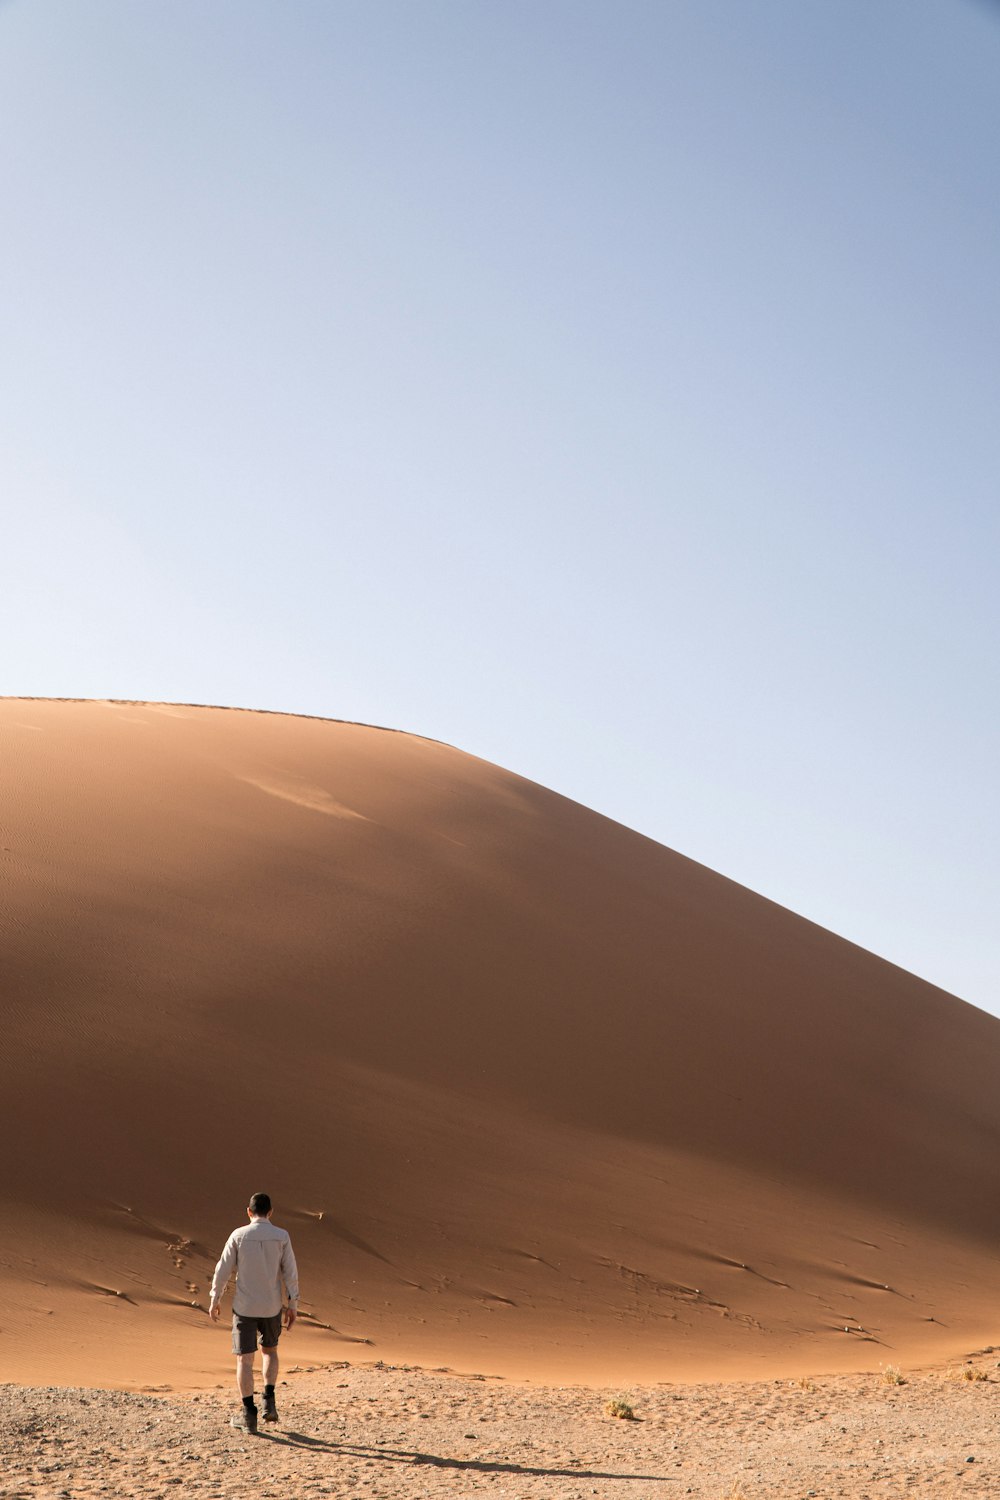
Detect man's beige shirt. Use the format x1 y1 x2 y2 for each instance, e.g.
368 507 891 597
210 1217 299 1317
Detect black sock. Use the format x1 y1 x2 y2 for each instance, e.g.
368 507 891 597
265 1384 275 1399
242 1395 256 1411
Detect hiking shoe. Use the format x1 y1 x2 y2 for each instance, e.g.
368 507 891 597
262 1392 279 1424
231 1403 258 1435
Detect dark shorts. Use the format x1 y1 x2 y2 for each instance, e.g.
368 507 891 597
232 1312 282 1356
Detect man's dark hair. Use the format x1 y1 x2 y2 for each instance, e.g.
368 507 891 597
249 1192 272 1217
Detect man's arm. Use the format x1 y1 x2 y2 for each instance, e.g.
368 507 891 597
280 1235 299 1329
208 1233 238 1322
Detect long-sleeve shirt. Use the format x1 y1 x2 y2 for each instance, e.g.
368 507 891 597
210 1217 299 1317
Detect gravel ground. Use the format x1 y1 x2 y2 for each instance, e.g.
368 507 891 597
1 1355 998 1499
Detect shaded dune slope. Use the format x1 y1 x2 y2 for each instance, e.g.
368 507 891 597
2 699 998 1387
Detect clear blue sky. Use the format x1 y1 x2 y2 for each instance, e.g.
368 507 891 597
2 1 998 1012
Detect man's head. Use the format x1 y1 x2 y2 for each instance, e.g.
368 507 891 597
248 1192 272 1219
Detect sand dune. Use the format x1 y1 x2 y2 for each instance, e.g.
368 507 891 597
2 697 998 1390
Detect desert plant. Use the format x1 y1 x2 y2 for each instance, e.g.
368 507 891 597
942 1362 989 1383
606 1394 636 1420
720 1481 749 1499
881 1364 905 1385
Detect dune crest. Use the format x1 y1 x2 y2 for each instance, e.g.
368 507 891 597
2 697 998 1390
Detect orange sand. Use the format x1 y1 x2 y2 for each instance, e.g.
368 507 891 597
2 698 998 1390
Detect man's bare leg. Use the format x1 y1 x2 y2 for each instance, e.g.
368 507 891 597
237 1352 255 1398
261 1346 279 1423
231 1351 259 1433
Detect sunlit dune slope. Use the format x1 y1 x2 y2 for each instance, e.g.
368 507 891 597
2 698 998 1389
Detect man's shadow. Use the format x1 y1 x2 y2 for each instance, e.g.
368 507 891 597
258 1429 667 1482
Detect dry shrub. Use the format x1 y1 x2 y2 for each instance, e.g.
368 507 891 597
606 1395 636 1420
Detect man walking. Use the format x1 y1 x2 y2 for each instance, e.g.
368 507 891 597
209 1192 299 1433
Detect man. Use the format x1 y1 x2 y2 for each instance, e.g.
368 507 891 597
209 1192 299 1433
